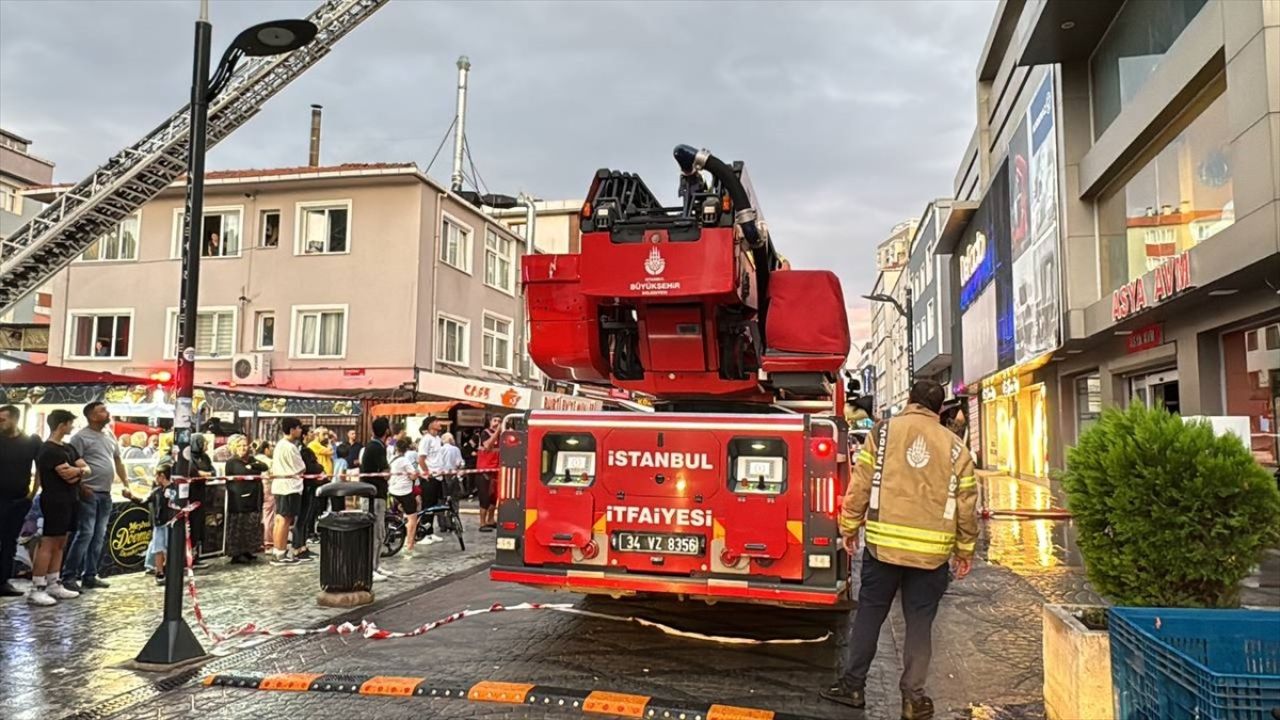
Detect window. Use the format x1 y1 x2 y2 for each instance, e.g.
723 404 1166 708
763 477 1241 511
0 184 16 213
1246 330 1260 352
259 210 280 248
1266 326 1280 351
440 215 472 272
292 306 347 358
165 308 236 359
67 311 131 359
172 207 242 258
925 300 935 342
1076 374 1103 436
1098 92 1232 293
482 312 513 372
1090 0 1209 136
296 201 349 255
436 314 469 366
484 228 514 293
82 212 140 262
255 311 276 351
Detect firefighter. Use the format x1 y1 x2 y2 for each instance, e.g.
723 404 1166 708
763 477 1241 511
822 379 978 719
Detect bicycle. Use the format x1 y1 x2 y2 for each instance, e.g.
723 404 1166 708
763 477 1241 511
382 475 466 557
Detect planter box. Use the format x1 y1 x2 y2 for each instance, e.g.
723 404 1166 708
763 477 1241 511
1043 604 1114 720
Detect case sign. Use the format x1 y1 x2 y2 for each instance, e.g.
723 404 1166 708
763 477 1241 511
1112 251 1193 322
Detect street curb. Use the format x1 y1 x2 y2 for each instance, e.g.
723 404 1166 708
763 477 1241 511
203 671 825 720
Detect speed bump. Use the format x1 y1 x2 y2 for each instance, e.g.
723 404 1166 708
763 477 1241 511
203 671 825 720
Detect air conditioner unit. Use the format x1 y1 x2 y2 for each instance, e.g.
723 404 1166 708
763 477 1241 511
231 352 271 385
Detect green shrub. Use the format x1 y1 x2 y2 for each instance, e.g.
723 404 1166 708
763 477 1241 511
1062 403 1280 607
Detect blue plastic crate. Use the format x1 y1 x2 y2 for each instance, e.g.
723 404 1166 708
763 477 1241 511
1109 607 1280 720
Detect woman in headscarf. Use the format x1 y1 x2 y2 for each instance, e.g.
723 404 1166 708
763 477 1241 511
186 433 215 565
223 434 266 563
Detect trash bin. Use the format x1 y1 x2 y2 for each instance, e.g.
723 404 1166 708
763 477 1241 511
315 481 377 606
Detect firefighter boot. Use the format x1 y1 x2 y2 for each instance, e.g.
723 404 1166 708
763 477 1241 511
901 695 934 720
818 682 865 709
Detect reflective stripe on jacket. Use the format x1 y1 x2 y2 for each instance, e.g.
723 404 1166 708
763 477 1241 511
839 403 978 570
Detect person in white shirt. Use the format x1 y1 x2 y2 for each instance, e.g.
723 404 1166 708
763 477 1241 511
387 437 421 557
417 418 446 544
269 418 307 565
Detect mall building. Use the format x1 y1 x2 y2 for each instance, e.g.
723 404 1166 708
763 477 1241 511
935 0 1279 481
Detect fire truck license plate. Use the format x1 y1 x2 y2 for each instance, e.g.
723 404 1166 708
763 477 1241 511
613 532 703 555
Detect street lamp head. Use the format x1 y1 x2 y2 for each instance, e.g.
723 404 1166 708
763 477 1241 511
232 19 317 57
862 293 892 304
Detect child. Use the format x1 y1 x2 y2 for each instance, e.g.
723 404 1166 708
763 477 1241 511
144 460 178 586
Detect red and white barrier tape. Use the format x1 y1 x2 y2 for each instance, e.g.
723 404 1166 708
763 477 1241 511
162 507 826 647
169 468 498 484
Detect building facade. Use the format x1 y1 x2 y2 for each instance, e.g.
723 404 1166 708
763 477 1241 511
868 220 915 416
0 127 56 349
937 0 1280 478
490 199 584 255
36 163 539 407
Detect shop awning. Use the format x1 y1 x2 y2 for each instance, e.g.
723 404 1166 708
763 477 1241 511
370 401 482 418
0 354 150 385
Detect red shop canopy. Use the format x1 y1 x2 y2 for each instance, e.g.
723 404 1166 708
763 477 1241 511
0 357 150 386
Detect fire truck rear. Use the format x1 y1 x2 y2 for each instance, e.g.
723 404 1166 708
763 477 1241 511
491 145 853 608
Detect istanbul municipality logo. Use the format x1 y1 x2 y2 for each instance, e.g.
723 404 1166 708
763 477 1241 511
644 246 666 276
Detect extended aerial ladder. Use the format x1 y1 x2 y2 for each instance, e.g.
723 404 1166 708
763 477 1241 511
0 0 388 311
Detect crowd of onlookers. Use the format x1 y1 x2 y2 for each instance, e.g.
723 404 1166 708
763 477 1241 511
0 401 502 606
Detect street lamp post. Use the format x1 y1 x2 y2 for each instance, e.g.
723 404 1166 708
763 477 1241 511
137 4 316 667
863 288 914 394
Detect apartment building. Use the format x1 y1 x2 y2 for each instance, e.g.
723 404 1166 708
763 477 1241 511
0 127 56 354
906 199 973 390
490 199 584 255
867 220 915 416
34 162 537 405
937 0 1280 477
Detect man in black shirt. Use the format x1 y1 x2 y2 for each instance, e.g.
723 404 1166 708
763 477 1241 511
360 417 391 581
0 405 42 596
30 410 89 606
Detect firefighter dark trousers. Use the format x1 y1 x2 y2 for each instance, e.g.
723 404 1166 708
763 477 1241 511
839 549 950 700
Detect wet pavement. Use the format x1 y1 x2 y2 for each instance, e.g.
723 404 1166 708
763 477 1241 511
7 473 1273 719
0 521 494 720
99 555 1082 720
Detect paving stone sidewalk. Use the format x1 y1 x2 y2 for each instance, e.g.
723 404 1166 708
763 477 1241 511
0 523 493 720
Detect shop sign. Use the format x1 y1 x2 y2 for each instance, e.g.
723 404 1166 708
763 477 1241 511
981 376 1020 402
539 393 603 412
1153 251 1193 302
107 504 152 571
1111 276 1148 322
1111 251 1193 322
342 368 366 377
1126 324 1164 354
416 370 534 410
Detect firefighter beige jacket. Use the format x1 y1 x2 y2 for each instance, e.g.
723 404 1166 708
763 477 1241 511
839 404 978 570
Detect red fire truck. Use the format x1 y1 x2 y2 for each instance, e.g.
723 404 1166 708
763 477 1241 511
491 146 853 608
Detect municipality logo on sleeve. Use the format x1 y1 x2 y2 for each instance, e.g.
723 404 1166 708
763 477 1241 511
644 246 666 276
906 436 931 468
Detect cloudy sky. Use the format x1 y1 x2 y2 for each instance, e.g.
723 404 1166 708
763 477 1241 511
1 0 994 346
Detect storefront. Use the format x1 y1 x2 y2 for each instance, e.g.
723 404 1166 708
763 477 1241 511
979 369 1050 480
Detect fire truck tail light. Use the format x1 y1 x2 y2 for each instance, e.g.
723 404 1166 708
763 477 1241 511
812 536 831 547
808 554 832 569
812 439 834 458
496 537 517 551
501 521 517 531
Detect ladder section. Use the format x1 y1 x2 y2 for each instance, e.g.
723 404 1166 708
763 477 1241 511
0 0 389 312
